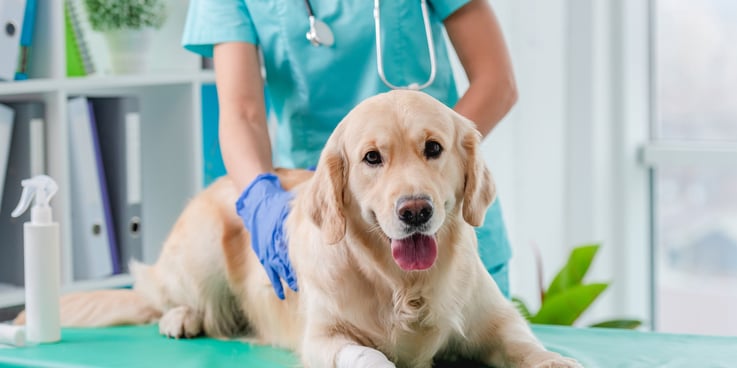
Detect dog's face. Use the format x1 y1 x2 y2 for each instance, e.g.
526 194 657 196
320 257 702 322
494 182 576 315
306 90 495 271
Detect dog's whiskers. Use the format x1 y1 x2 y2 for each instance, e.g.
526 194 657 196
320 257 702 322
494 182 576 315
366 222 389 240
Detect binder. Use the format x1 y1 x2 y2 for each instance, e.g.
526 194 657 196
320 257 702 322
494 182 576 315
14 0 37 80
67 97 117 280
0 0 26 80
0 101 45 287
64 0 95 77
66 0 113 76
89 97 142 273
0 104 14 213
201 84 225 186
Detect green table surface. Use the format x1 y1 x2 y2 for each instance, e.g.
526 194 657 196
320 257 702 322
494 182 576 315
0 324 735 368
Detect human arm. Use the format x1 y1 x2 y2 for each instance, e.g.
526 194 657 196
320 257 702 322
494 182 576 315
214 42 297 299
444 0 518 138
214 42 274 190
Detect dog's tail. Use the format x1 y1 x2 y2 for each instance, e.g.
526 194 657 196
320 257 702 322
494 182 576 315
14 262 162 327
13 288 161 327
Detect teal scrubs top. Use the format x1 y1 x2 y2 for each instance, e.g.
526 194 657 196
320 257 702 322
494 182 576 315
182 0 512 297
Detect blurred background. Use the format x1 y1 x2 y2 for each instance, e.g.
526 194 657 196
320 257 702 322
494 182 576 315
477 0 737 336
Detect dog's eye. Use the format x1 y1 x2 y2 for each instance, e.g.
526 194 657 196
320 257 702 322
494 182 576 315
363 150 383 166
424 141 443 159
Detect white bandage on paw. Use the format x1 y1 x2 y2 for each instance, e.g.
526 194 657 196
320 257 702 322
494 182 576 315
336 344 396 368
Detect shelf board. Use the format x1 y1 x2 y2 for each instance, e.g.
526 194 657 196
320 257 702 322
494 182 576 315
0 289 24 311
0 284 23 311
196 70 216 83
0 274 134 309
64 71 214 92
0 71 215 97
62 274 135 293
0 79 59 97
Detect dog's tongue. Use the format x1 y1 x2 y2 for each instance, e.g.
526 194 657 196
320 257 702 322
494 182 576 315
391 234 438 271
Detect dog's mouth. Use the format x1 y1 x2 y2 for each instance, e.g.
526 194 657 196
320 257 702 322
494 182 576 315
390 233 438 271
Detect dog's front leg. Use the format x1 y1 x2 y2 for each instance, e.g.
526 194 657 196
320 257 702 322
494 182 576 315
468 277 582 368
474 302 582 368
301 327 395 368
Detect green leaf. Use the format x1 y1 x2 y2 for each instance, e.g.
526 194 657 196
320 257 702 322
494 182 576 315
589 319 642 329
511 297 532 321
530 283 608 325
546 244 600 298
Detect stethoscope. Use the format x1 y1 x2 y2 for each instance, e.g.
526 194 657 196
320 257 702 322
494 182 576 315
303 0 437 91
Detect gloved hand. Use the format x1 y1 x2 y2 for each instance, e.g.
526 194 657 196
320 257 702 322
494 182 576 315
236 173 298 300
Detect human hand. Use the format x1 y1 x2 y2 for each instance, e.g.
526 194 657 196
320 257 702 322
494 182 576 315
236 173 298 299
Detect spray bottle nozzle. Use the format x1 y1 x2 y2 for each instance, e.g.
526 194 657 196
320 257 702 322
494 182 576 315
11 175 58 225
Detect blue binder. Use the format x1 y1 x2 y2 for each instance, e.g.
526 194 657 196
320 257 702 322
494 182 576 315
14 0 37 80
201 84 225 186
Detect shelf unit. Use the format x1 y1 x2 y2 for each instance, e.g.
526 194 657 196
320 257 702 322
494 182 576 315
0 0 213 309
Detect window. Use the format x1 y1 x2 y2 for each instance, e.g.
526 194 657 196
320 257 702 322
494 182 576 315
651 0 737 336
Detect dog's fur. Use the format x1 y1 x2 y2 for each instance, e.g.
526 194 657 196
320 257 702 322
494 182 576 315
16 91 579 368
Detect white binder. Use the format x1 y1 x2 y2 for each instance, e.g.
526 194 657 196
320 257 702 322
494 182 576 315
66 97 115 280
0 104 14 211
0 101 45 287
0 0 26 80
89 97 142 273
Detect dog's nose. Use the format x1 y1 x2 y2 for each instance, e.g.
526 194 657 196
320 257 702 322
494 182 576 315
397 196 433 227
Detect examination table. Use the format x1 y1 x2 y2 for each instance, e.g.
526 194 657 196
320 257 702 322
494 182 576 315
0 324 735 367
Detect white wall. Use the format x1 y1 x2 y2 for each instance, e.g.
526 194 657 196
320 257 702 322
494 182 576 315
482 0 570 315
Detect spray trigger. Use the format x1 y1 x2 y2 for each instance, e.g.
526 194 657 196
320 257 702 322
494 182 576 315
11 175 58 224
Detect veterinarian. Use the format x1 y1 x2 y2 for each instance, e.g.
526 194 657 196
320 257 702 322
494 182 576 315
182 0 517 300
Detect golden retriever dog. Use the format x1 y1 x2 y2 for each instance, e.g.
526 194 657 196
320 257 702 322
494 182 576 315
17 90 580 368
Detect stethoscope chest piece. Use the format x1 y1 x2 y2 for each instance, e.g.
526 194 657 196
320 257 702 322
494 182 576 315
306 16 334 47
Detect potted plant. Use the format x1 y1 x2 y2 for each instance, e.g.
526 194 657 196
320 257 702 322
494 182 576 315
513 243 642 329
84 0 167 74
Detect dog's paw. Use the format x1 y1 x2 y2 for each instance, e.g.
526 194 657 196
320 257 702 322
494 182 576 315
158 306 203 339
335 345 396 368
519 351 583 368
530 356 583 368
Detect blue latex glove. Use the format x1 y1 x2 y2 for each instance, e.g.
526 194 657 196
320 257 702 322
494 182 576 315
236 173 298 300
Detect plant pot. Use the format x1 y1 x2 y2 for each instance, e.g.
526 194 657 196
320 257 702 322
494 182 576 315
104 29 153 75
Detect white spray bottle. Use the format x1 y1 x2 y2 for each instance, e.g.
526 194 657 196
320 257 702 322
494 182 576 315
11 175 61 344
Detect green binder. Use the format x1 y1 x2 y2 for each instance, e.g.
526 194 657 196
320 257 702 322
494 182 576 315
65 1 94 77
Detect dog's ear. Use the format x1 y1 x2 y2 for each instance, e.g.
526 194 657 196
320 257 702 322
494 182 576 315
305 134 347 244
458 115 497 227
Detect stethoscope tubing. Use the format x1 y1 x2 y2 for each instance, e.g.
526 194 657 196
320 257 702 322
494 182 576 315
303 0 437 91
373 0 437 90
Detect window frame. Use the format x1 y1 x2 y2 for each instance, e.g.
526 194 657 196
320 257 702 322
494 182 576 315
642 0 737 332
